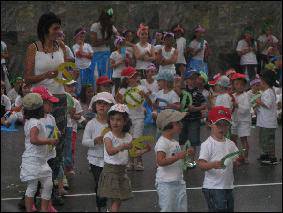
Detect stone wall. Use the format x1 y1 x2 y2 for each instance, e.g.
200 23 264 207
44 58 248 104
1 1 282 79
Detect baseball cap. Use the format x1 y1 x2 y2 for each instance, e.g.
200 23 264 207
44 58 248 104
108 104 130 114
194 25 206 33
156 109 187 130
32 86 59 103
23 93 44 110
121 66 137 78
230 73 247 81
89 92 116 109
208 106 232 124
216 75 231 88
183 70 200 80
96 76 113 85
208 73 221 86
225 68 236 77
155 71 174 82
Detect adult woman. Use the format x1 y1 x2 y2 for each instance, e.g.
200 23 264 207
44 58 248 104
236 27 258 81
187 25 210 75
24 12 68 205
90 8 119 79
134 23 156 79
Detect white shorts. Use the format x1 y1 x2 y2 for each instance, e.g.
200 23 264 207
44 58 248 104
130 118 144 139
231 121 251 137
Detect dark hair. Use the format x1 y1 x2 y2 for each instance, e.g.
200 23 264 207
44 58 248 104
74 27 84 37
37 12 61 44
120 78 129 89
163 122 174 131
260 69 277 87
23 106 45 120
98 10 113 40
80 85 93 104
107 111 132 133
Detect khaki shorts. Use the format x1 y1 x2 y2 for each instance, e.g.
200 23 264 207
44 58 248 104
231 121 251 137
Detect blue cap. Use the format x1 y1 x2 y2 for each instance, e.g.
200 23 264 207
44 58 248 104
155 71 174 82
183 70 200 80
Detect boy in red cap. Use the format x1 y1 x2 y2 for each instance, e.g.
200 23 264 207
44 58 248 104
198 106 239 212
96 76 114 95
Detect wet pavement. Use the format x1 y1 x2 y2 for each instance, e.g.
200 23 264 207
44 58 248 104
1 124 282 212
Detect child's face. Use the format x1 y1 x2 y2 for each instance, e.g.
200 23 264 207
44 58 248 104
95 100 111 115
259 78 268 90
185 78 195 88
233 79 246 93
145 69 156 79
195 31 204 39
244 33 252 41
196 77 205 88
98 84 112 93
164 36 173 47
251 83 261 93
174 31 181 39
157 80 166 90
128 74 138 86
75 33 86 44
43 100 53 114
109 113 126 132
139 31 148 42
65 84 76 95
1 83 5 95
213 85 221 93
125 32 133 42
210 120 231 139
171 121 183 135
86 87 94 100
156 33 163 42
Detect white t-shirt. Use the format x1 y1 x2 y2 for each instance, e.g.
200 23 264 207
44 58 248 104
1 94 11 111
176 37 187 64
22 118 48 159
154 45 163 53
7 88 18 104
72 43 93 69
199 136 238 189
15 95 23 107
189 39 208 61
232 92 251 122
257 34 279 55
110 50 126 78
215 93 234 112
126 46 134 59
82 118 108 167
155 136 183 183
135 42 153 70
71 97 83 132
119 85 148 119
65 45 75 61
154 89 180 108
41 114 57 160
256 88 277 128
1 41 7 64
159 46 176 75
202 89 210 102
140 79 159 101
90 22 117 52
236 39 258 65
103 131 132 165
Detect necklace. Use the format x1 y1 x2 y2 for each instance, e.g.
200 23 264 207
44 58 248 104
42 41 55 59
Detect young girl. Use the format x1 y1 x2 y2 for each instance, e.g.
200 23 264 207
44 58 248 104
20 93 58 212
173 24 187 76
187 25 210 74
117 66 152 170
134 23 156 79
72 27 94 95
123 30 136 67
157 32 178 76
140 63 159 99
96 76 114 96
110 36 127 94
97 104 150 212
80 84 95 122
153 31 164 55
82 92 116 212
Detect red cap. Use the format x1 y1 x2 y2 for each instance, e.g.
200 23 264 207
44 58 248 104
31 86 59 103
208 106 232 124
225 68 236 77
230 73 247 81
121 66 137 78
96 76 113 86
208 73 221 86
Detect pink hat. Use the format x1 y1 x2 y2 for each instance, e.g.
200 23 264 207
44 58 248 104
194 25 206 33
31 86 59 103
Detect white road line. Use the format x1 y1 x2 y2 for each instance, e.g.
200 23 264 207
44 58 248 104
1 182 282 201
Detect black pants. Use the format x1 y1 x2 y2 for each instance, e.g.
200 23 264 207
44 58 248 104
239 65 257 81
90 164 107 208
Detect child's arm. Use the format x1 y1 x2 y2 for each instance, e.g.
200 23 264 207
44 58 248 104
188 104 206 112
71 112 82 121
166 102 181 110
161 49 178 65
135 144 151 157
156 150 186 167
82 122 102 147
197 159 223 171
30 126 58 146
104 138 132 156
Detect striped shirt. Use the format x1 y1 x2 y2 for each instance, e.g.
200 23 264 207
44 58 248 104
185 87 206 120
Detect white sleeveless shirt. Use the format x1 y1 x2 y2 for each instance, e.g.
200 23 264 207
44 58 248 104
135 42 153 70
33 47 65 94
159 46 176 75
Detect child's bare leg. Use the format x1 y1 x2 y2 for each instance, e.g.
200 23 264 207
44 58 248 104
40 199 49 212
25 196 34 212
111 199 121 212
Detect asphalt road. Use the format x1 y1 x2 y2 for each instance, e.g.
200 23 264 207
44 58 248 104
1 123 282 212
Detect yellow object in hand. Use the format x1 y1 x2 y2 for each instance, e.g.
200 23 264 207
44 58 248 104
129 136 154 157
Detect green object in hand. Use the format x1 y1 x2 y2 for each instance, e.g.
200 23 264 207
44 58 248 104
182 140 195 171
221 149 245 168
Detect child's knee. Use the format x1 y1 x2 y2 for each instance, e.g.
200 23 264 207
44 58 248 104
25 181 38 198
40 177 53 200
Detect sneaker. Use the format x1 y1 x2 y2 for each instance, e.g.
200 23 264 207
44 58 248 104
52 195 64 206
97 206 108 212
134 162 144 171
31 204 37 212
126 161 134 171
63 176 69 189
257 154 268 161
262 157 279 165
48 203 58 212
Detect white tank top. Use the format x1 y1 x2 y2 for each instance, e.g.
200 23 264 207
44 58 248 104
159 46 176 75
135 42 152 70
33 46 65 95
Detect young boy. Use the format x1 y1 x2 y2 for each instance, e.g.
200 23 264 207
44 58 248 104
155 109 194 212
230 73 251 164
255 70 279 165
179 70 206 168
198 106 239 212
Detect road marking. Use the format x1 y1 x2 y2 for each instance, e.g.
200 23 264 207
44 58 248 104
1 182 282 201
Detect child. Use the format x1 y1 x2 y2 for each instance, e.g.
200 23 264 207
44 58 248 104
79 84 95 122
155 109 194 212
207 73 222 110
7 76 23 104
255 70 279 165
97 104 150 212
230 73 251 164
140 63 159 99
196 71 210 102
117 66 152 170
156 32 178 76
1 80 12 125
179 70 206 167
72 27 94 96
110 36 126 94
82 92 116 212
198 106 239 212
173 24 187 77
20 93 58 212
123 30 136 67
96 76 114 95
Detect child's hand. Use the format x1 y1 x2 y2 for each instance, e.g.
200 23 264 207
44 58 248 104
187 147 195 156
145 144 151 152
94 136 104 145
49 138 59 146
213 161 224 169
255 98 262 106
121 143 132 151
175 151 186 160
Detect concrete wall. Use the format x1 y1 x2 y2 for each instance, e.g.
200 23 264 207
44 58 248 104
1 1 282 79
